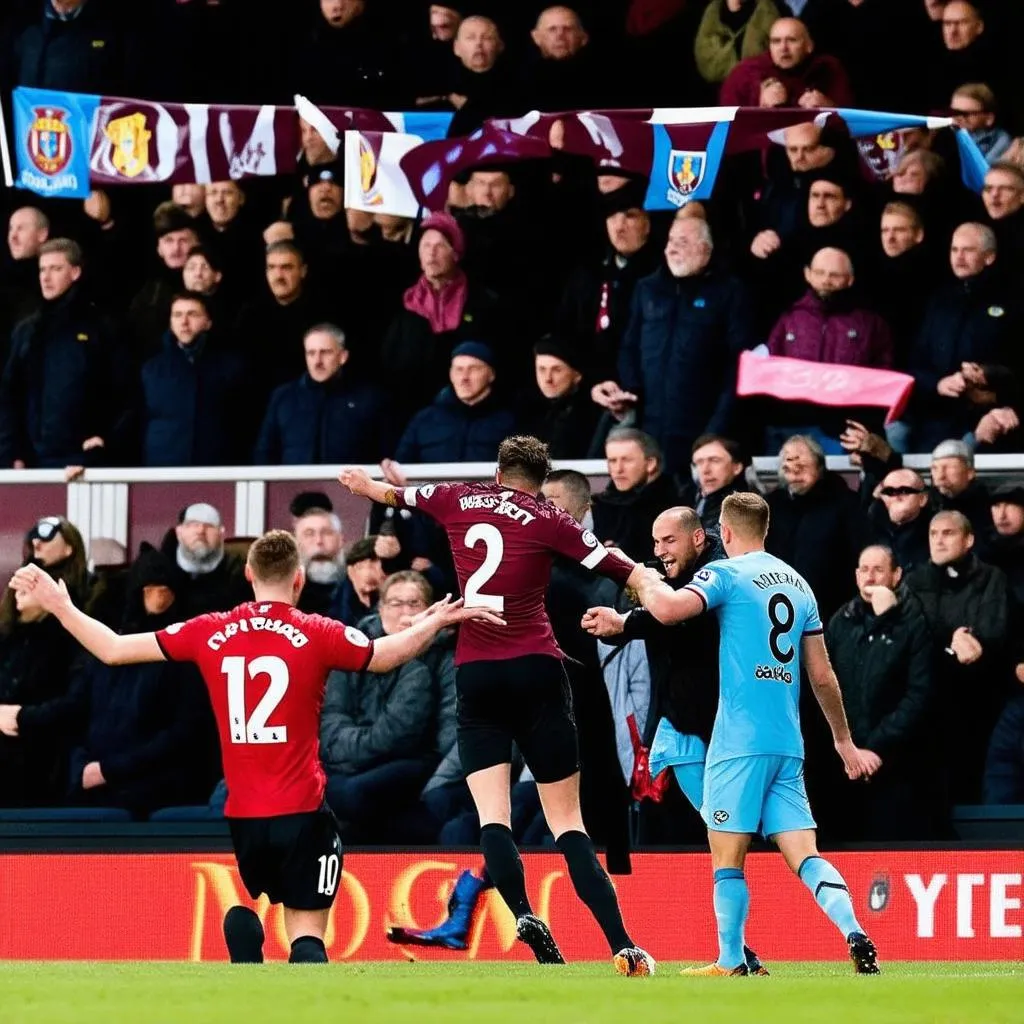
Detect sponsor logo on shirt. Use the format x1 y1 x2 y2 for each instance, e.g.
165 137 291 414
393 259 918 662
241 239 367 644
581 530 598 548
206 617 310 652
344 626 370 648
164 622 184 635
754 664 793 684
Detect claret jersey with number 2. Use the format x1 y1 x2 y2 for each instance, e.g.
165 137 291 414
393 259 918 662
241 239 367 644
684 550 823 766
398 481 635 664
156 601 374 818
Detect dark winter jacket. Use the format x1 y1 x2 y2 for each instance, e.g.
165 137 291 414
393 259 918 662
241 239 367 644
618 264 753 473
517 385 602 459
768 290 893 368
591 472 681 564
319 614 445 776
826 590 934 758
678 479 754 532
983 695 1024 804
253 372 386 465
394 388 516 466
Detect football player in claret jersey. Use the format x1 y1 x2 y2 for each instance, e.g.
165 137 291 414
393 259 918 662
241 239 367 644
11 531 501 965
340 435 656 976
629 492 881 975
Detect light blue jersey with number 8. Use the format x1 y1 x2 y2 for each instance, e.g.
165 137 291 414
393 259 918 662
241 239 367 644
684 550 823 767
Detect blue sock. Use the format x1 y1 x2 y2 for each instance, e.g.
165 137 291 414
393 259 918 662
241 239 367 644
713 868 748 968
798 856 862 939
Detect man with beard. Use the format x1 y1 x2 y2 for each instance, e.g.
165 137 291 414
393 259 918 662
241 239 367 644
294 507 346 618
168 503 251 617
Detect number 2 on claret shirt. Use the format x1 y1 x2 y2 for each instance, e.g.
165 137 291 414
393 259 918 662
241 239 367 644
463 523 504 612
221 655 290 744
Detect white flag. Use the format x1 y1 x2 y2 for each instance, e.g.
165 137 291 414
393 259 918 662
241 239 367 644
343 129 422 217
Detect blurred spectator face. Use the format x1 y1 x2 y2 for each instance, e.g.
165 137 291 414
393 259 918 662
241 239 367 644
541 479 588 522
465 171 514 210
295 510 344 584
431 5 462 41
982 167 1024 220
309 178 343 220
375 213 412 241
950 91 994 132
379 579 430 635
298 118 333 166
928 513 972 565
266 249 307 303
157 227 199 270
8 207 49 260
779 440 821 495
941 1 983 51
205 182 245 229
879 469 928 525
347 556 383 604
664 219 712 278
535 354 580 399
930 455 974 498
14 586 46 622
143 585 176 616
532 6 588 60
652 512 701 580
39 251 81 301
606 208 650 256
880 211 924 257
455 17 503 71
808 181 850 227
176 518 223 562
321 0 364 29
805 247 853 297
450 355 494 404
263 221 295 246
170 298 211 346
924 0 945 20
419 228 458 282
950 223 995 278
692 440 743 495
605 439 656 492
304 329 348 383
783 124 833 173
855 546 901 601
31 518 72 565
992 500 1024 537
171 183 206 217
768 18 812 70
597 173 630 194
892 154 929 195
183 252 222 295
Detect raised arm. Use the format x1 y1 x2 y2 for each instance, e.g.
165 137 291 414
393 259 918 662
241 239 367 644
629 565 705 624
10 565 164 666
339 466 407 508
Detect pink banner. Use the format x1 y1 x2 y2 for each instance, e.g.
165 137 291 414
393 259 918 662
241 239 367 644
737 351 915 424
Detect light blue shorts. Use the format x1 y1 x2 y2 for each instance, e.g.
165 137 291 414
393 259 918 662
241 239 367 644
672 762 705 811
702 755 816 837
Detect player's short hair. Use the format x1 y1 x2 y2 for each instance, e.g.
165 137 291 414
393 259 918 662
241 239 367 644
497 435 552 488
606 426 663 466
720 492 770 541
247 530 301 584
690 432 744 464
39 237 82 267
931 509 973 537
859 543 897 570
544 468 591 505
380 570 433 605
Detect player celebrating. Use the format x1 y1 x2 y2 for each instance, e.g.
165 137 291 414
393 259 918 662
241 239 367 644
340 436 655 976
10 531 500 966
627 492 882 975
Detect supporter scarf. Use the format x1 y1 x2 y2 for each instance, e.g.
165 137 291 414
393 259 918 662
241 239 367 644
402 270 469 335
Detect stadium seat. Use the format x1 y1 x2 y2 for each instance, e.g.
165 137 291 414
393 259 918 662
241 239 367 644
223 537 257 562
951 804 1024 841
149 805 224 821
0 807 133 822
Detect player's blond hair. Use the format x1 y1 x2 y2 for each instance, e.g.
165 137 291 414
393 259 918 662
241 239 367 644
720 492 770 541
247 530 301 584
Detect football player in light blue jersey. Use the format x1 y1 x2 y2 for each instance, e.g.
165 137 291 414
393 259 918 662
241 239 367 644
632 491 882 976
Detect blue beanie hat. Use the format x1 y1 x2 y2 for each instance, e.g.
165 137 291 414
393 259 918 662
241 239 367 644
451 340 496 368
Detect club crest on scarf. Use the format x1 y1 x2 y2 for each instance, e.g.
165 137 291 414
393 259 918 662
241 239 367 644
27 107 73 175
103 112 151 178
666 149 705 207
357 132 384 206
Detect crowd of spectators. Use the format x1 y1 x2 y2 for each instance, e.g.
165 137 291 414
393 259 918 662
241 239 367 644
0 0 1023 843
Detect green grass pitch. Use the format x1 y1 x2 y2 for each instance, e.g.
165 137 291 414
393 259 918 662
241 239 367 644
1 962 1020 1024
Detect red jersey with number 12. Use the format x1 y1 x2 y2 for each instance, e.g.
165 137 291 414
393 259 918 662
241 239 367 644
156 601 374 818
399 481 634 664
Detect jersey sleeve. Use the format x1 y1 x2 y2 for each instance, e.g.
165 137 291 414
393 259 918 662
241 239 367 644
319 618 375 672
802 594 824 636
683 562 734 611
550 514 635 584
396 482 461 524
155 615 213 663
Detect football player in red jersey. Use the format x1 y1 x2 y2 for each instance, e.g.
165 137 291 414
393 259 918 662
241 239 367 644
340 435 656 976
11 530 501 965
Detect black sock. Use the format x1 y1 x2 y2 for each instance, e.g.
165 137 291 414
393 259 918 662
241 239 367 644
289 935 328 964
556 829 632 953
480 822 532 918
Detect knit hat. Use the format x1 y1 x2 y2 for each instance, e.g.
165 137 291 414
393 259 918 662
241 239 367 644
931 439 974 467
290 491 334 518
533 334 588 375
451 340 496 368
129 543 178 591
153 203 197 239
419 211 466 260
991 482 1024 507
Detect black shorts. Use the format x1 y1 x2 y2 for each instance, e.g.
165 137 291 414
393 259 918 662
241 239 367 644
228 805 343 911
455 654 579 784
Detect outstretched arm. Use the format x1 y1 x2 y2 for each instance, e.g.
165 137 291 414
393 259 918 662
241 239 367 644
339 466 406 508
10 565 164 665
627 564 705 624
